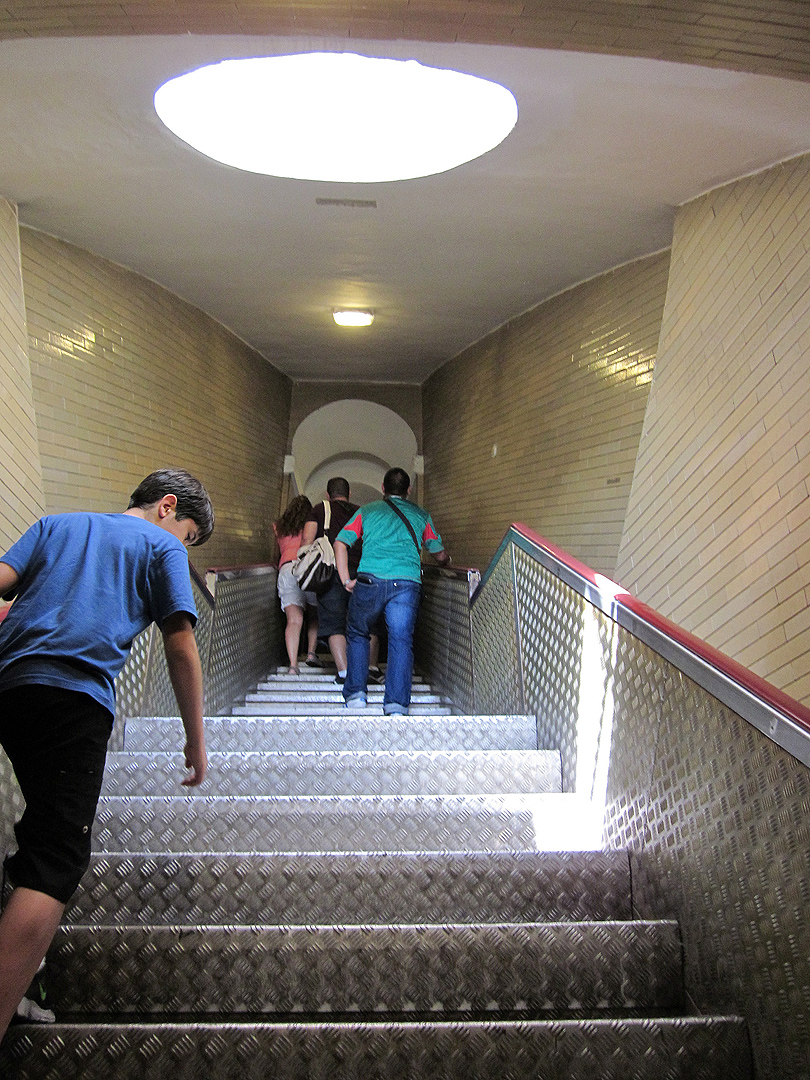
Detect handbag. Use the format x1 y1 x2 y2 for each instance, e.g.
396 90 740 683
292 501 336 595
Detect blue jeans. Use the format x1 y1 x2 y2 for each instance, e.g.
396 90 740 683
344 574 422 713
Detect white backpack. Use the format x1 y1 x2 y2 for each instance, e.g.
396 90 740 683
291 501 336 594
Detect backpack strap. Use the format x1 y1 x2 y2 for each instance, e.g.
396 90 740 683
323 499 331 533
383 497 421 555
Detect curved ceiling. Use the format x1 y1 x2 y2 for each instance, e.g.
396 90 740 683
2 2 809 82
1 12 809 383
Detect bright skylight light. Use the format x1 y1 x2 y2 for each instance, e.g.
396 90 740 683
333 310 374 326
154 53 518 183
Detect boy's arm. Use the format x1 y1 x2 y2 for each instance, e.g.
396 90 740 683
160 611 207 786
0 562 20 600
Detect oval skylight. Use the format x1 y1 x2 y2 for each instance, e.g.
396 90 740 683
154 53 518 183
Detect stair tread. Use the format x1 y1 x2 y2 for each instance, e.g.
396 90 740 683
66 850 633 925
50 920 683 1016
92 792 601 854
243 691 445 702
101 749 563 797
1 1017 753 1080
231 703 454 715
124 715 539 752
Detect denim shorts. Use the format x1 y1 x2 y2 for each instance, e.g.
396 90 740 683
0 684 113 903
277 562 317 611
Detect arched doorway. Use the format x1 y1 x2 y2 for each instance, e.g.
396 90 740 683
291 399 419 506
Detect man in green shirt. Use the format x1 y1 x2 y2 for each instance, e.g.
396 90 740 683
334 467 450 714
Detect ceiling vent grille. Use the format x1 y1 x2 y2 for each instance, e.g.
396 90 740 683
316 198 377 208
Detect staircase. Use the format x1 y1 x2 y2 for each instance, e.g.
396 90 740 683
1 663 752 1078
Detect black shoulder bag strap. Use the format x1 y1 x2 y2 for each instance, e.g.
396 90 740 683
384 497 421 555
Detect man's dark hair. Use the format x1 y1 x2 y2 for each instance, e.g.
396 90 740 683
128 468 215 545
326 477 350 499
382 467 410 498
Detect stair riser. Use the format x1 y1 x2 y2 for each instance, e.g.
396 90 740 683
257 677 426 689
92 795 541 854
231 703 453 715
0 1019 753 1080
50 921 683 1015
243 692 444 703
124 716 538 753
100 750 562 797
65 851 633 925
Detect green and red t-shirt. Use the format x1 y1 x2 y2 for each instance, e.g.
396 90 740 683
335 497 444 583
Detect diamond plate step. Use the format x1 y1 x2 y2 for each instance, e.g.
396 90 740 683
101 750 563 797
0 1017 753 1080
49 920 683 1016
92 793 591 854
257 674 426 689
65 851 633 925
231 701 453 715
243 688 444 704
123 715 538 753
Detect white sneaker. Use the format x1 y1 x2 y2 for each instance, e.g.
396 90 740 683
16 996 55 1023
16 958 55 1023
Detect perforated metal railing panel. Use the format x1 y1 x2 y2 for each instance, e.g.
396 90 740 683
469 549 524 716
0 745 22 856
415 570 475 714
513 548 588 792
608 663 810 1078
205 568 281 715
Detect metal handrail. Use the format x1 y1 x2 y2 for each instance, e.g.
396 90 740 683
496 522 810 768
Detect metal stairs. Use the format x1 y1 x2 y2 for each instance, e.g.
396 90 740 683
1 663 752 1078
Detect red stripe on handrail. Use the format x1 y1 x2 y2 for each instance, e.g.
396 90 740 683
512 522 810 735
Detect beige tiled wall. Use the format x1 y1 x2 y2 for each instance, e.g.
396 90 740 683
19 227 291 570
422 252 670 575
616 153 810 707
0 200 45 551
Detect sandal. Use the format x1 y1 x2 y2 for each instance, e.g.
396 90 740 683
305 654 323 668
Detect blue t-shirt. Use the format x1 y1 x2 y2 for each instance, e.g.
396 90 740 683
0 512 197 713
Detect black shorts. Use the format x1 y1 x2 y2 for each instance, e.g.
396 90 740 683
0 684 113 904
316 571 351 639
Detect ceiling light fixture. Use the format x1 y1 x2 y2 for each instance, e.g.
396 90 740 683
333 310 374 327
154 53 518 183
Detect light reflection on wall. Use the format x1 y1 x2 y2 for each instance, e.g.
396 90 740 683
32 326 99 360
579 328 656 390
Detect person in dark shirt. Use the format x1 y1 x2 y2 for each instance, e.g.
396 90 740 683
302 477 380 684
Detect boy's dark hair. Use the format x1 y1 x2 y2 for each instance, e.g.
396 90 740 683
128 468 215 545
274 494 313 539
326 477 350 499
382 468 410 498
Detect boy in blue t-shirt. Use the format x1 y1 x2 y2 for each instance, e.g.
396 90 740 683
0 467 214 1043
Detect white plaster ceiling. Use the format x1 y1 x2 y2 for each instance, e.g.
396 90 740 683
1 34 810 383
